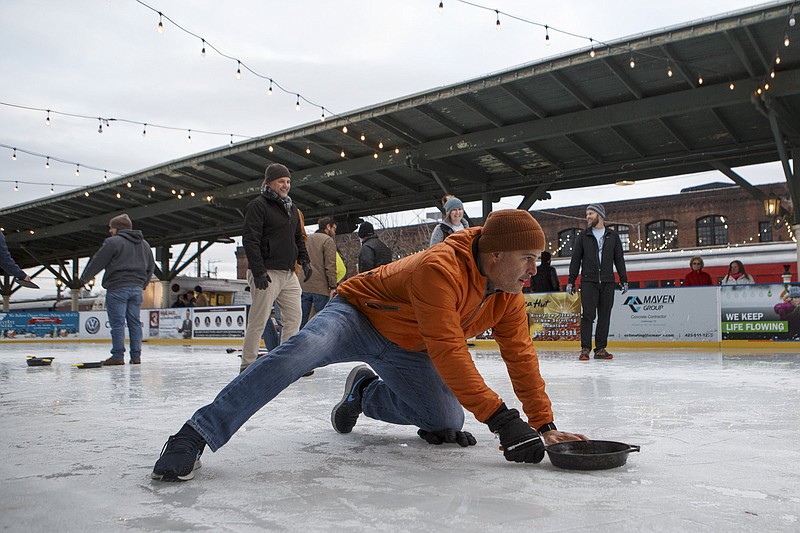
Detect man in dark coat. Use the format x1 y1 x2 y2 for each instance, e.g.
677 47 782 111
240 163 311 372
357 222 393 273
566 203 628 361
529 251 560 292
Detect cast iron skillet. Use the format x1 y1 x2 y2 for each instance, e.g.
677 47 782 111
546 440 640 470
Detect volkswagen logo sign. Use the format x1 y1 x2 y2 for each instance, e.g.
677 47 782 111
85 317 101 335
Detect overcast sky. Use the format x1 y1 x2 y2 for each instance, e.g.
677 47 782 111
0 0 788 288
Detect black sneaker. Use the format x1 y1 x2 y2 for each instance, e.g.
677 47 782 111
151 423 206 481
331 365 377 434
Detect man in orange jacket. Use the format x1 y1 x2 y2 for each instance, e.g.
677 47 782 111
153 209 587 481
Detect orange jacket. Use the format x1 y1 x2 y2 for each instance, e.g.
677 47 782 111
337 227 553 427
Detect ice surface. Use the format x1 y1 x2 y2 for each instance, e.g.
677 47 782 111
1 343 798 532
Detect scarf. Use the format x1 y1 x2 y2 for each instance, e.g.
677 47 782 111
263 186 293 217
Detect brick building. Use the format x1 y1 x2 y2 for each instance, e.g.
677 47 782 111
237 181 794 281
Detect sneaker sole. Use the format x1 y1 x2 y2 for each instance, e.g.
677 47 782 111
151 458 202 482
331 364 370 434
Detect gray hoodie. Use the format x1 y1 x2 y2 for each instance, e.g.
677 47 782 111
80 230 155 290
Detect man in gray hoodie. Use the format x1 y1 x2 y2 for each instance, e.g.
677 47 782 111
80 214 155 365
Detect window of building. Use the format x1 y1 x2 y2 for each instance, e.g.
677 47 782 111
759 221 773 242
557 228 581 257
696 215 728 246
646 220 678 250
606 224 630 252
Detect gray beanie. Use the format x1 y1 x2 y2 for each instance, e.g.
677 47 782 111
587 203 606 219
444 197 464 215
265 163 291 183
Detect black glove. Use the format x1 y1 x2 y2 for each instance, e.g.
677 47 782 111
417 428 477 447
253 272 271 291
301 262 313 282
486 403 545 464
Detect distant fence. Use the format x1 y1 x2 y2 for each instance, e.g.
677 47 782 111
2 285 798 346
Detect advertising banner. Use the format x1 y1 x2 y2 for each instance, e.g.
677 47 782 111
608 287 719 342
191 306 247 338
721 283 800 341
0 311 80 340
149 308 193 339
525 292 581 341
79 310 112 340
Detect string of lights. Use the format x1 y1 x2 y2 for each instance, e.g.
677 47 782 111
134 0 336 123
440 0 798 91
0 101 252 145
1 143 122 190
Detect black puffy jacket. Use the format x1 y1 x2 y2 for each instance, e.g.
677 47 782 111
358 236 393 273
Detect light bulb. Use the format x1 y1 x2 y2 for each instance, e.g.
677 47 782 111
589 47 595 58
157 13 164 33
103 171 108 182
360 133 366 141
201 39 206 56
320 109 325 121
50 184 54 194
785 34 790 47
268 80 273 95
545 26 550 45
236 61 241 79
765 83 770 91
12 148 16 160
187 130 192 144
729 82 735 90
342 126 348 133
84 191 89 197
45 110 51 126
14 181 18 191
142 124 147 137
775 55 781 65
771 69 776 79
171 189 176 194
45 157 50 169
667 66 673 77
116 192 121 199
495 10 501 30
438 1 443 13
305 147 311 154
190 191 195 197
75 164 80 177
150 185 156 192
340 150 346 158
268 145 274 152
126 181 132 188
790 14 796 27
98 119 103 133
394 147 400 154
373 153 378 159
177 193 183 199
295 95 301 110
629 56 635 69
378 141 384 149
698 75 704 85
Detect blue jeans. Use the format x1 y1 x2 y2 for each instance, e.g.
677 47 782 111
105 286 144 361
189 297 464 451
300 292 331 328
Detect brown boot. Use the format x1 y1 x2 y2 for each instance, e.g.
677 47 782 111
102 357 124 366
594 348 614 360
578 348 591 361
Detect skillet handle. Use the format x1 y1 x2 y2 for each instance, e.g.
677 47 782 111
628 445 641 453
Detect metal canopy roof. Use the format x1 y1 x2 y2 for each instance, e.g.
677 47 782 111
3 1 799 270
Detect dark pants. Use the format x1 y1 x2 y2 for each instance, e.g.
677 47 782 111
580 281 615 351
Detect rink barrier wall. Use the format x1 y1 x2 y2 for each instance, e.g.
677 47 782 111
1 284 798 349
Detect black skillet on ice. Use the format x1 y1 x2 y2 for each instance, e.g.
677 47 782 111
546 440 640 470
